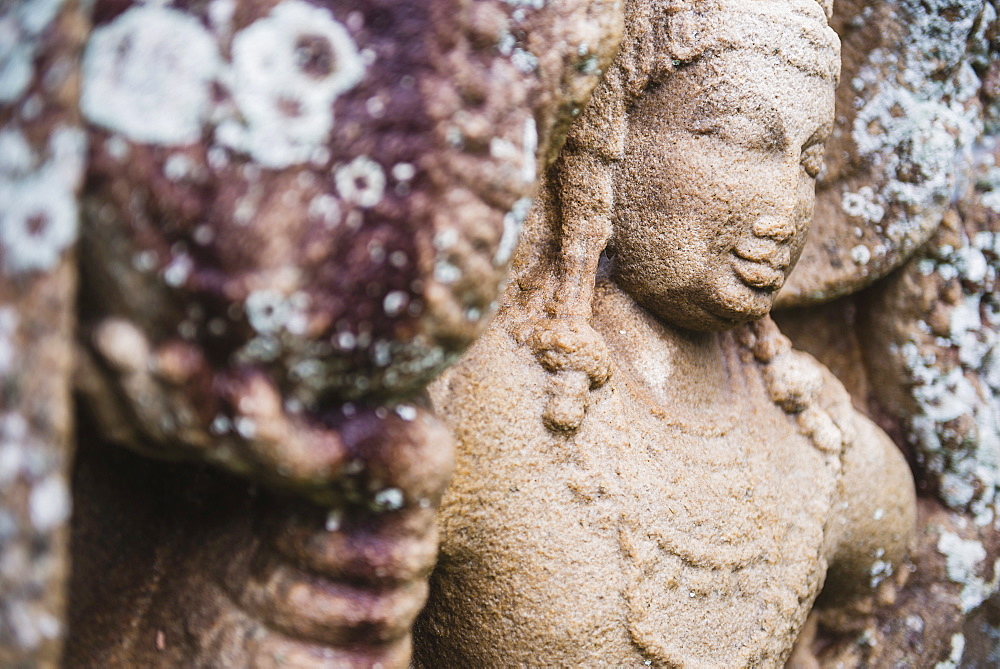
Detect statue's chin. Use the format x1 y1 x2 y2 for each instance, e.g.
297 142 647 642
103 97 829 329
706 274 779 325
636 285 776 334
612 260 781 333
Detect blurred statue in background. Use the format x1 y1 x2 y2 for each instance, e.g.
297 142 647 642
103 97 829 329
1 0 624 665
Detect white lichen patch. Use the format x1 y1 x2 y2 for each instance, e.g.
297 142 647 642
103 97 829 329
81 5 221 145
522 117 538 184
0 308 18 376
207 0 236 38
80 0 365 166
938 530 1000 613
162 253 193 287
897 226 1000 521
7 604 61 652
234 287 355 403
308 193 342 228
395 404 417 421
490 137 520 163
850 244 871 266
934 633 966 669
234 416 257 439
869 558 893 588
335 156 385 208
906 614 925 632
433 259 461 284
373 487 404 511
841 186 885 224
210 414 231 435
502 0 545 7
0 126 86 275
0 19 34 105
495 197 533 266
392 162 416 181
0 128 34 173
164 153 197 181
15 0 63 35
27 475 69 532
498 32 516 58
849 0 983 251
491 118 538 186
218 0 364 168
0 0 65 104
244 290 298 335
382 290 408 317
510 47 539 74
0 412 30 483
978 162 1000 213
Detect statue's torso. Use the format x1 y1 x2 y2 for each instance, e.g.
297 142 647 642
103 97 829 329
418 283 841 667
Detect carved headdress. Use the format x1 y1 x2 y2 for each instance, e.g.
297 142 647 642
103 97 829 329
571 0 840 161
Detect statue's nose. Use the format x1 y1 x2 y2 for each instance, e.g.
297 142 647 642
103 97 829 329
752 215 797 243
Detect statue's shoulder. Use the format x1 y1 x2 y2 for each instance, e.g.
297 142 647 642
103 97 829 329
429 312 551 440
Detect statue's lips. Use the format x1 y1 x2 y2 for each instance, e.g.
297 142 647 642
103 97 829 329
730 237 789 290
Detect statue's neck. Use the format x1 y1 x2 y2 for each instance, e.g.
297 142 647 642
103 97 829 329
591 279 745 416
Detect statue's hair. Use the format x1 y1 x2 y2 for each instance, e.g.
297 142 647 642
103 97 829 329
514 0 840 433
567 0 840 162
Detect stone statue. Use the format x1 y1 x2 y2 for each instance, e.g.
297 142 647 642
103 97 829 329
413 1 917 665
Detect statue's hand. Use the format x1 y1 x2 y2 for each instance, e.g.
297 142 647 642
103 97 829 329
80 318 453 505
77 400 455 668
212 403 453 668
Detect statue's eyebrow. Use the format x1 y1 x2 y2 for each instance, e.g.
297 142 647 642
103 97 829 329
689 83 788 151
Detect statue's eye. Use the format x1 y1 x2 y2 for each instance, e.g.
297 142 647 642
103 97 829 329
800 143 825 179
688 114 782 152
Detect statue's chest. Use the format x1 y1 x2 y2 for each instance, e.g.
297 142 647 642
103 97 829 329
625 416 831 564
591 380 839 666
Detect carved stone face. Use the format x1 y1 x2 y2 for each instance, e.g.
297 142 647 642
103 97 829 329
611 49 836 331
